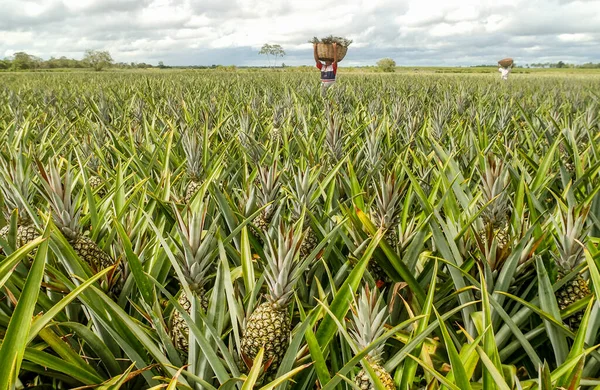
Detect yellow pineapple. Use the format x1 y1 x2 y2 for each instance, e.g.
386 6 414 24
240 223 308 374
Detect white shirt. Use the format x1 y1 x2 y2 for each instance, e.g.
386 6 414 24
499 67 511 80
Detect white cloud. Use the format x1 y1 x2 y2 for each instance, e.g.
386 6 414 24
0 0 599 65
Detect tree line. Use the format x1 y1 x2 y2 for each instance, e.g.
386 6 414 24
0 50 162 71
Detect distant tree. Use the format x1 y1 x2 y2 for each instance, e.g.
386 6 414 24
259 44 286 68
557 61 565 68
377 58 396 72
158 61 165 69
83 49 113 71
12 52 33 70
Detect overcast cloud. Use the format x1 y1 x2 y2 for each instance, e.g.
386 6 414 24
1 0 599 66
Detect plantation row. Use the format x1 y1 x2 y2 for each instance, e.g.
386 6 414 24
0 72 599 389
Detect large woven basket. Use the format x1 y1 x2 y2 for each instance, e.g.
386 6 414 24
316 43 348 62
498 58 513 67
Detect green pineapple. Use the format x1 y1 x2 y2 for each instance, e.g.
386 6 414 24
37 159 124 294
552 206 591 330
0 152 38 251
240 223 309 374
251 162 282 244
349 285 396 390
182 129 204 203
169 201 218 353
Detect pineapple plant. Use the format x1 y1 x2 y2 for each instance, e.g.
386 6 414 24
251 161 282 244
476 154 511 268
0 151 38 250
81 138 106 197
182 129 204 203
240 223 308 374
169 201 218 352
372 173 403 251
552 205 591 330
270 105 284 144
349 285 396 390
288 167 320 259
87 156 105 197
36 158 124 293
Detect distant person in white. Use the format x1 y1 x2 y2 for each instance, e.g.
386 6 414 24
498 65 511 81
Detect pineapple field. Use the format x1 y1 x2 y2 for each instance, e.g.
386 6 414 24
0 71 600 389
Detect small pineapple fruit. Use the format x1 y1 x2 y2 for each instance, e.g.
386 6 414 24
81 139 106 197
87 157 106 197
0 152 38 251
240 223 309 374
37 159 124 293
182 129 204 203
552 206 591 330
349 285 396 390
251 162 282 244
169 201 218 353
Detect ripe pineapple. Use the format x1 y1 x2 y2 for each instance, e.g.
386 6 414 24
37 159 124 293
349 285 396 390
552 206 591 330
182 129 204 203
240 223 309 374
251 162 282 244
0 153 38 251
169 201 217 352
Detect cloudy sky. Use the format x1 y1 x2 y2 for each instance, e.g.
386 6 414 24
1 0 599 66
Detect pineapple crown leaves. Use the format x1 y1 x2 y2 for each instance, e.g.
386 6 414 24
372 173 404 229
479 154 511 225
272 104 284 128
181 128 204 179
256 161 283 207
288 167 321 217
0 151 35 222
309 35 353 47
172 201 219 288
348 285 389 362
36 158 82 238
551 205 589 270
78 136 102 173
262 222 308 307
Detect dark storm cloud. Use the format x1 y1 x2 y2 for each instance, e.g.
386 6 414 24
1 0 599 66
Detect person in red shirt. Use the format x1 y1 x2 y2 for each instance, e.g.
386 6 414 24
314 42 338 97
